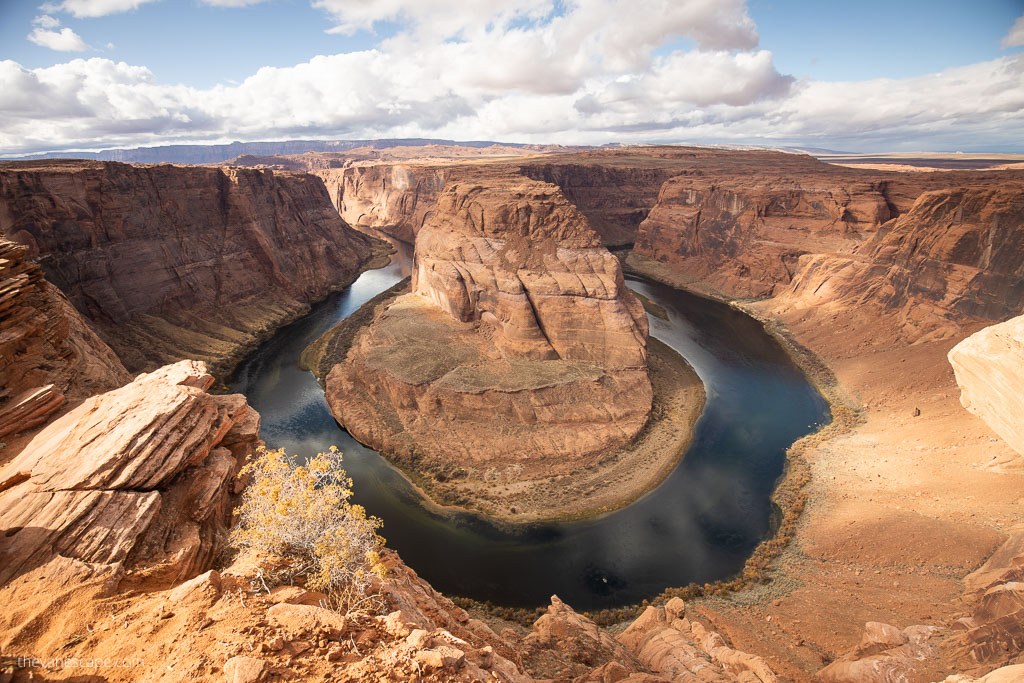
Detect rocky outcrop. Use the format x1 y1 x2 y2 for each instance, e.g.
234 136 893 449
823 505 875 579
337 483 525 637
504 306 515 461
0 160 381 375
948 315 1024 456
0 360 259 599
325 177 652 486
0 238 129 439
781 183 1024 342
316 164 449 243
618 599 780 682
816 621 943 682
634 169 907 299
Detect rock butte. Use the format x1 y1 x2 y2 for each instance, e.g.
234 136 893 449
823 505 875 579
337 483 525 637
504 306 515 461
0 146 1022 681
325 176 654 483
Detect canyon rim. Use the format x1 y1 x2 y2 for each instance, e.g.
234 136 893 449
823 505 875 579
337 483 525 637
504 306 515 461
2 2 1024 682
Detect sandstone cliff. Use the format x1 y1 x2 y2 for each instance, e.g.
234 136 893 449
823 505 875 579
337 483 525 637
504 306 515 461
324 177 653 510
315 164 450 243
0 237 129 441
0 160 382 375
949 315 1024 457
780 182 1024 341
519 161 680 246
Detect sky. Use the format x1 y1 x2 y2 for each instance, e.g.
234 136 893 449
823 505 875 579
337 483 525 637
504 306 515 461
1 0 1023 156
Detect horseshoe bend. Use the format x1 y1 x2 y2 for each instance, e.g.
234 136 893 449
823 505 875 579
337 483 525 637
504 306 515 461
2 11 1024 674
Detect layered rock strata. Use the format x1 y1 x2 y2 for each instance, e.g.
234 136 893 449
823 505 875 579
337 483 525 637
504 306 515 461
0 238 129 439
326 177 652 482
316 164 450 243
777 183 1024 342
0 360 259 596
518 161 680 245
0 160 381 374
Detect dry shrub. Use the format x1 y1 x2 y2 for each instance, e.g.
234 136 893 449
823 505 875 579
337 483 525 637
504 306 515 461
231 445 386 607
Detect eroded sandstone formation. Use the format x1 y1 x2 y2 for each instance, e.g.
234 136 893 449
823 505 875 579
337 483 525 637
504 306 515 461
0 160 382 375
778 183 1024 342
949 315 1024 457
0 237 129 440
0 360 258 586
316 164 449 243
519 160 681 245
325 176 652 484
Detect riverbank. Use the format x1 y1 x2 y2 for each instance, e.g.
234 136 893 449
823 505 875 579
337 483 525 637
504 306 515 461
303 276 706 524
624 251 1022 681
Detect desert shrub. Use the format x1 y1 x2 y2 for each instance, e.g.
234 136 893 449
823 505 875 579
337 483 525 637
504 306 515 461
231 445 386 606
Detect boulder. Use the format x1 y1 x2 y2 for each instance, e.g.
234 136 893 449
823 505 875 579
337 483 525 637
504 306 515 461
949 315 1024 456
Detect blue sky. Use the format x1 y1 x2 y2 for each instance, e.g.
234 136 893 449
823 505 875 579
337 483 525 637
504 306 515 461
1 0 1022 155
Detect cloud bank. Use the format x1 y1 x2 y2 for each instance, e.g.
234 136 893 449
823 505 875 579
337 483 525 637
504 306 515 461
4 0 1024 154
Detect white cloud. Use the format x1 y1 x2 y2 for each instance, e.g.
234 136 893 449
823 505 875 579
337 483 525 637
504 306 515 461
200 0 272 6
32 14 62 28
3 1 1024 154
1003 13 1024 48
27 27 90 52
42 0 160 18
314 0 553 38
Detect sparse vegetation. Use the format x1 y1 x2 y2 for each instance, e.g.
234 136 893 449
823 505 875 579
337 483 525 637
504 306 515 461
231 445 387 607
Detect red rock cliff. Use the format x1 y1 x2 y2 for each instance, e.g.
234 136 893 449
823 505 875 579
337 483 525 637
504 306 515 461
0 160 381 374
316 164 449 243
779 182 1024 341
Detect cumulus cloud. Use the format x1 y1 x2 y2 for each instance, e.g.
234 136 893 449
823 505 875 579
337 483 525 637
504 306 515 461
33 15 62 28
42 0 160 18
3 1 1024 154
1003 13 1024 48
200 0 272 6
27 26 90 52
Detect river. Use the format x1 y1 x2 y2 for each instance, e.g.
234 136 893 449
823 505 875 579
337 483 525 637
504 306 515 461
228 243 829 610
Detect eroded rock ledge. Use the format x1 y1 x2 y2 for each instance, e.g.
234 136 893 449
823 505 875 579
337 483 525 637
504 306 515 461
324 177 669 518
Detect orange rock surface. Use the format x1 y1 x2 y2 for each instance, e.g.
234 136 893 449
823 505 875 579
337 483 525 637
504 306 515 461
0 160 381 374
326 176 652 480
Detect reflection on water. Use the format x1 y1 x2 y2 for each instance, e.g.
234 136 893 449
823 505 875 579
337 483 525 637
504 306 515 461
229 244 829 610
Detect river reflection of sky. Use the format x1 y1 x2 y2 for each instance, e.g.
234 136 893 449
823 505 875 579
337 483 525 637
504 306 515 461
230 254 829 610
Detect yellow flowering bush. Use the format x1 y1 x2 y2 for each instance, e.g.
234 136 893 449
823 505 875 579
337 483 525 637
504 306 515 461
231 445 386 604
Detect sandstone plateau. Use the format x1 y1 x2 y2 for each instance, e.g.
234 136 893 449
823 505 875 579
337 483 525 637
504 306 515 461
2 145 1024 682
324 176 658 514
0 160 383 375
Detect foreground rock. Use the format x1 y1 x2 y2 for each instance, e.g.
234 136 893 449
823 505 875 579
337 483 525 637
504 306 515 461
0 359 259 650
949 315 1024 457
325 176 653 511
0 160 382 375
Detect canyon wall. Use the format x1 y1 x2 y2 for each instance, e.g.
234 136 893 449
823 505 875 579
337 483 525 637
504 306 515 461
315 164 450 243
779 182 1024 341
0 238 130 441
0 160 381 375
518 161 680 245
630 154 1024 339
325 176 652 486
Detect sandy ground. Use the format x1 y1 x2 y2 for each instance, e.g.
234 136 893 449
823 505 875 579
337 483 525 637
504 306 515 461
625 255 1023 681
